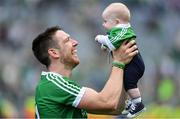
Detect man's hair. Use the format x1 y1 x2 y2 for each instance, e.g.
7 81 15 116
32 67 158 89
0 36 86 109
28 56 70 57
32 26 61 67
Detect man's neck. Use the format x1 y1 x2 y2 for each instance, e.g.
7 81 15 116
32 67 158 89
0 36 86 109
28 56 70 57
48 63 72 78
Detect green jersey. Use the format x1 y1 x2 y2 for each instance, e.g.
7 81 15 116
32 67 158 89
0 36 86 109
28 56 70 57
108 23 136 49
35 71 87 118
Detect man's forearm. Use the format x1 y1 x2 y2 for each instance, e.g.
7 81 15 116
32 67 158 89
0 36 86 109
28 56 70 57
98 66 124 110
89 59 133 115
87 89 126 115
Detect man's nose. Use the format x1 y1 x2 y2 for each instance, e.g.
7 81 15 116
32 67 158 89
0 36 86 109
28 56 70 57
72 39 78 46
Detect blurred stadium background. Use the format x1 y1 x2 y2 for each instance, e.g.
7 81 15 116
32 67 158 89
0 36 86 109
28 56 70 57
0 0 180 118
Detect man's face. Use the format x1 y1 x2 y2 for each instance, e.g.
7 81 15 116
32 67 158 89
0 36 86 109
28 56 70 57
54 30 80 68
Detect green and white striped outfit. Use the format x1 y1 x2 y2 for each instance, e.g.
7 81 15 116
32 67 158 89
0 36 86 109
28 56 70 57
35 71 87 118
104 23 136 50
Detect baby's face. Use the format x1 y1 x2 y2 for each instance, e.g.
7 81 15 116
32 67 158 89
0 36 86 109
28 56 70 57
102 13 117 30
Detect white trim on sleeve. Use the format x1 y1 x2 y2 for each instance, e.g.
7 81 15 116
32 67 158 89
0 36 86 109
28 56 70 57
72 87 86 107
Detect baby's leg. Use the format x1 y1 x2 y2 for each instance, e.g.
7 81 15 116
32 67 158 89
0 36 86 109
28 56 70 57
123 53 146 118
124 53 145 99
127 88 141 100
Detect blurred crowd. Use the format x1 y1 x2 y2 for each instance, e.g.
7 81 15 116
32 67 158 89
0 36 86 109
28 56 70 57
0 0 180 118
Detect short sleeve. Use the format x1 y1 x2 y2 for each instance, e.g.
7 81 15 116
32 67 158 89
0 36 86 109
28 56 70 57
45 73 86 107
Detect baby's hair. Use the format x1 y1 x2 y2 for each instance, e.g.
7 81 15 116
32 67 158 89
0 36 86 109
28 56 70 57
103 2 131 22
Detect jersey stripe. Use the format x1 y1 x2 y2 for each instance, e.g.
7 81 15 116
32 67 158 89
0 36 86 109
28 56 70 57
47 73 81 94
46 75 78 96
57 75 81 91
110 28 127 43
51 74 80 94
110 28 128 43
57 77 80 93
48 72 81 91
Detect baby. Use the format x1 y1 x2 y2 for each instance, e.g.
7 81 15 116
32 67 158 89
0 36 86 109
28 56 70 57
95 3 146 118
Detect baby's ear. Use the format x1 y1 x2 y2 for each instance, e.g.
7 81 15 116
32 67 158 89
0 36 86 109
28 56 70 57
115 19 121 24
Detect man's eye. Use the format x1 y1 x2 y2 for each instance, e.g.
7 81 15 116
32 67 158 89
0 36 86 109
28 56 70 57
66 37 70 41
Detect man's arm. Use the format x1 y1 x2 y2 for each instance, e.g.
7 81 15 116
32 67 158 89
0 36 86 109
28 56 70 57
78 67 124 115
78 40 138 115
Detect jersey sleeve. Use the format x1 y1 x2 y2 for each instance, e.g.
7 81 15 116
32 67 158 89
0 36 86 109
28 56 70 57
46 73 86 107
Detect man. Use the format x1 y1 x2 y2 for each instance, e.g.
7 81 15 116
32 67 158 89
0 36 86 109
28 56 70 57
32 26 138 118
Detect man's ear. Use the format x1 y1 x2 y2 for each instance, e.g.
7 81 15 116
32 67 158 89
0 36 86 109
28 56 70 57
48 48 59 59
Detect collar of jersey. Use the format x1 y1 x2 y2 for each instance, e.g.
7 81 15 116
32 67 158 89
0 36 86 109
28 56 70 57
115 23 131 28
41 71 63 78
108 23 131 33
41 71 74 82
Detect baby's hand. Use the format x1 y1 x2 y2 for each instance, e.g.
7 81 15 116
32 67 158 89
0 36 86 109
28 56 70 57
101 44 107 51
95 35 107 51
95 35 103 42
95 35 108 44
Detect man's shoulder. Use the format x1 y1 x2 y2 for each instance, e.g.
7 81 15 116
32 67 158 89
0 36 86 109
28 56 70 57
40 71 82 91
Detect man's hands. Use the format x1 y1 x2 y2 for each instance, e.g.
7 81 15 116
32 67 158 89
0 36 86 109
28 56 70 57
113 40 138 64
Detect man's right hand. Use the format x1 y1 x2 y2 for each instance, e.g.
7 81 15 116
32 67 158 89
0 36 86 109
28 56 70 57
113 40 138 64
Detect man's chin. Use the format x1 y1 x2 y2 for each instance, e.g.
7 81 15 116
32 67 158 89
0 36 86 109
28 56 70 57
72 59 80 68
75 60 80 65
72 63 79 69
74 57 80 63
